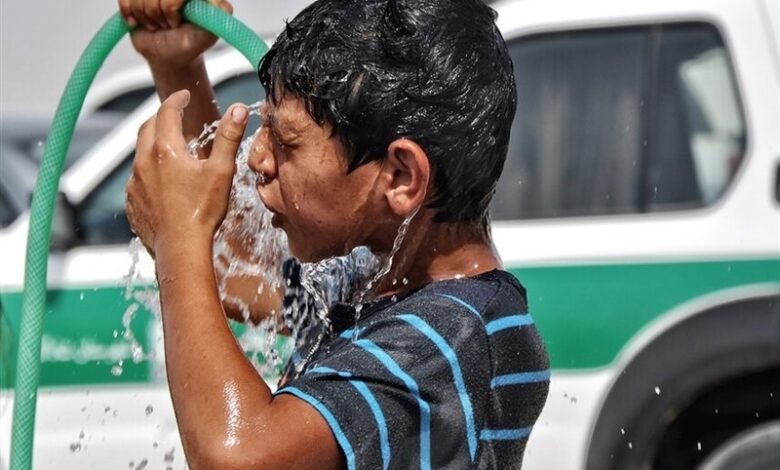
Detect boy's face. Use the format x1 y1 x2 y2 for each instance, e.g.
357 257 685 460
248 96 386 262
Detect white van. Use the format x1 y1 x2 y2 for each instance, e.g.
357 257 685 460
2 0 779 468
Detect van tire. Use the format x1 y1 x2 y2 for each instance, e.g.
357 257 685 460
585 293 780 470
696 420 780 470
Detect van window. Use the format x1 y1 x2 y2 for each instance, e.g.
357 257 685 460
97 86 156 114
491 23 745 220
76 155 134 245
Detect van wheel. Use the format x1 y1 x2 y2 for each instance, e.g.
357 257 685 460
696 420 780 470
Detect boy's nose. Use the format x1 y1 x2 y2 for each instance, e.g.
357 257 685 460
247 127 277 183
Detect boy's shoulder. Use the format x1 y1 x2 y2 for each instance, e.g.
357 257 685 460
359 268 528 328
323 269 530 366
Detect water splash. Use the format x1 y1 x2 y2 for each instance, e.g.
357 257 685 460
350 206 419 339
187 101 265 155
119 101 291 379
294 209 418 371
118 237 158 368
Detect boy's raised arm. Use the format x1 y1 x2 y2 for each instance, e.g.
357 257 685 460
120 0 233 156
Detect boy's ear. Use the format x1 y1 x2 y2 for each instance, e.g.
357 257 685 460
382 138 430 217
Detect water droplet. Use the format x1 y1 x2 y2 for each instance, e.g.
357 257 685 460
654 386 661 395
697 441 702 451
145 405 154 416
620 428 625 435
111 361 124 377
628 442 633 449
402 278 409 285
79 292 85 301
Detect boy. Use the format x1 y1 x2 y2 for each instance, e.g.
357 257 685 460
122 0 550 468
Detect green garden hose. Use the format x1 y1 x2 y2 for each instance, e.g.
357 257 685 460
10 2 268 468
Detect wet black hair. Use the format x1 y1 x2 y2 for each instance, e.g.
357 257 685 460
258 0 516 223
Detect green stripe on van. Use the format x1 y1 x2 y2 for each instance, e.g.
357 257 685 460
1 257 778 389
512 258 780 369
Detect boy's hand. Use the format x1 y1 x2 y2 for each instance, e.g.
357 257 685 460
125 90 249 257
119 0 233 69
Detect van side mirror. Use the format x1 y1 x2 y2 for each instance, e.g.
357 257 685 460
51 193 78 252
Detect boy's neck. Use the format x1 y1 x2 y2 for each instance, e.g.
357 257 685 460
372 216 502 298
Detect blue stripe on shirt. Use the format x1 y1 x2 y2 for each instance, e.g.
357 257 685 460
436 294 483 321
339 326 365 340
398 313 478 462
278 386 357 470
485 314 534 335
491 369 551 388
480 427 533 441
306 366 391 470
354 338 432 470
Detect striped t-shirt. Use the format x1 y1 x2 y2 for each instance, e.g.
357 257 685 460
276 269 550 469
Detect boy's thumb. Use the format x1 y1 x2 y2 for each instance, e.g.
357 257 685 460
209 103 248 173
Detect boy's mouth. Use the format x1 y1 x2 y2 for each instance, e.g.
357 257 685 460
256 186 281 216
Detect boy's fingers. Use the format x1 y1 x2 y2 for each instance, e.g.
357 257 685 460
219 0 234 15
160 0 184 27
130 1 154 30
155 90 190 150
118 0 136 26
143 0 165 29
209 104 249 172
206 0 233 15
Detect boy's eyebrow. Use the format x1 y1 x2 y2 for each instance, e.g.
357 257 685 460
263 108 283 137
270 109 306 140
